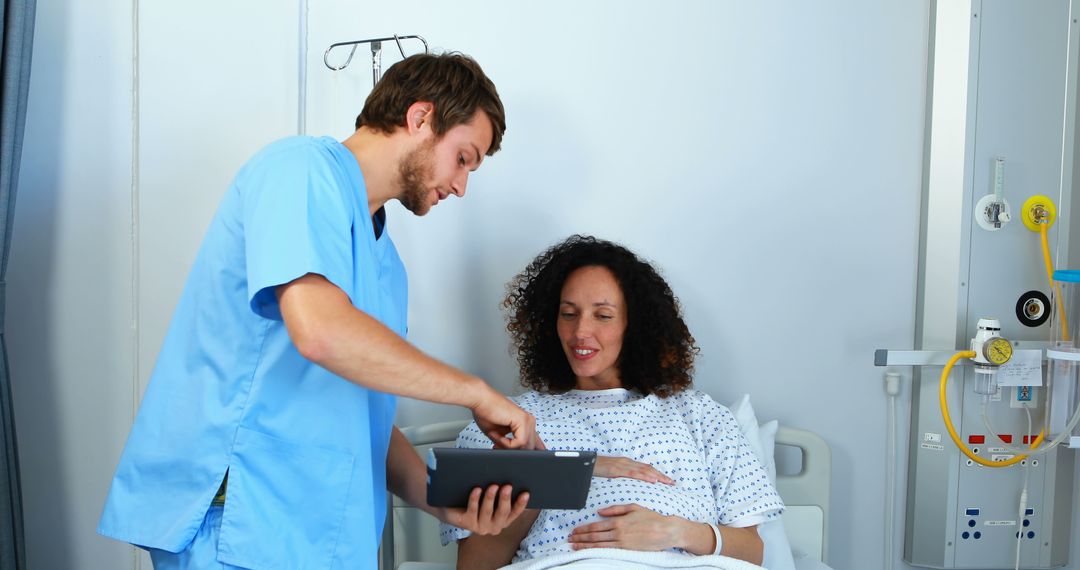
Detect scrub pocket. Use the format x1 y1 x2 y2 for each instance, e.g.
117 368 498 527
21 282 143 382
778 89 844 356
216 427 354 569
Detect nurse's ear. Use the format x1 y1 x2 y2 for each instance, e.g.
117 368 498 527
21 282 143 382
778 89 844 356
406 102 435 134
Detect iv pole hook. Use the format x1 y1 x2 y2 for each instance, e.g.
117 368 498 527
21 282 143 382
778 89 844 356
323 34 429 73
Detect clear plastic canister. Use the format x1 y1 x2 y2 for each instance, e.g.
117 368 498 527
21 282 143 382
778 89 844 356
1050 270 1080 347
1047 269 1080 435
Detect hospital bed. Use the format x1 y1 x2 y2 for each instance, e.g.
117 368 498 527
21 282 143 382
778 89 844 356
380 420 832 570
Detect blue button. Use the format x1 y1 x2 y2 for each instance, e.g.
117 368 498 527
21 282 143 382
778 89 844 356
1023 519 1030 527
1028 531 1035 539
962 531 970 539
974 531 982 539
968 519 976 527
965 508 980 516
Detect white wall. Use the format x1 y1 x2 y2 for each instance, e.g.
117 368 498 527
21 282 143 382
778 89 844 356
11 2 1076 569
10 0 135 567
135 0 299 395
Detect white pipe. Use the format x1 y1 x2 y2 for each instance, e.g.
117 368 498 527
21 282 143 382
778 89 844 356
884 372 901 570
297 0 309 135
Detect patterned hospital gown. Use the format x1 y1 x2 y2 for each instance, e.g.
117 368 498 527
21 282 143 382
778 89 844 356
439 387 784 563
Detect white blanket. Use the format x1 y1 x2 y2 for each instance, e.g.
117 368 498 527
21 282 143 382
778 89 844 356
499 548 765 570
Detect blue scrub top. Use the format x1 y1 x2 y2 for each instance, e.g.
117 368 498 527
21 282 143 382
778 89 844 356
98 136 408 569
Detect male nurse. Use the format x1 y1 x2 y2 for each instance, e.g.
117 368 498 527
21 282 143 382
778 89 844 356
99 52 538 569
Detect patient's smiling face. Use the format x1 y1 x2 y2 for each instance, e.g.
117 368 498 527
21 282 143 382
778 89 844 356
556 265 627 390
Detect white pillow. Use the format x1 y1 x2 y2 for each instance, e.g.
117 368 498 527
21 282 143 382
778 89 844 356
758 419 779 483
727 394 795 570
729 394 764 466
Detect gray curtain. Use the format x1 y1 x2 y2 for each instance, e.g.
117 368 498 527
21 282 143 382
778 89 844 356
0 0 35 568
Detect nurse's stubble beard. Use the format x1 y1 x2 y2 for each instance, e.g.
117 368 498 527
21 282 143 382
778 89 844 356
397 138 437 216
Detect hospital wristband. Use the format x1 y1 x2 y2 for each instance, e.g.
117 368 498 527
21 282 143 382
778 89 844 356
707 522 723 556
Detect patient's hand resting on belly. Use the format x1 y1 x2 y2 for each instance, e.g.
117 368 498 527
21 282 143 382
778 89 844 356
595 456 676 485
569 457 762 563
568 503 702 552
572 458 704 552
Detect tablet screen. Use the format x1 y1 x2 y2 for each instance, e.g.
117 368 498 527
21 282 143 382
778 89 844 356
427 448 597 510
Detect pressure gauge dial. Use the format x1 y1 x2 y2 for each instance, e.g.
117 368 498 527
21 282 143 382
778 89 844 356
983 337 1013 366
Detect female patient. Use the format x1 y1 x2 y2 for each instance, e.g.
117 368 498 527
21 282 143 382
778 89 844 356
440 235 783 568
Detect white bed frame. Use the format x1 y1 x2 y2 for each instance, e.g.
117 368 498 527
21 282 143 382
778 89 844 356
379 421 830 570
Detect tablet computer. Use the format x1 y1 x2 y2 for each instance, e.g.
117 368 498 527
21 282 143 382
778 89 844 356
427 448 597 510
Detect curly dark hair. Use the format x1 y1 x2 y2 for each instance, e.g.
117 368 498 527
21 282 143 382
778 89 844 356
503 235 699 397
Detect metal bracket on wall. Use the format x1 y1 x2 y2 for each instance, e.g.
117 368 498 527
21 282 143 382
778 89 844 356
874 342 1051 367
323 34 429 85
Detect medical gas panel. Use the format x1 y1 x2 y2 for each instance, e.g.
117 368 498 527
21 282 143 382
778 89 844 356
906 2 1079 568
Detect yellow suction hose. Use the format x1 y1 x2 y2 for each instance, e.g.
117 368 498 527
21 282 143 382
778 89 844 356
940 351 1045 467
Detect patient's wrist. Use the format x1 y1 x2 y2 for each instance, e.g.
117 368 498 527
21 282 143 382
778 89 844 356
674 518 717 555
432 505 451 524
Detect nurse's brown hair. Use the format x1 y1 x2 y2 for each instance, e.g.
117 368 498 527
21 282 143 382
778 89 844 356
355 52 506 155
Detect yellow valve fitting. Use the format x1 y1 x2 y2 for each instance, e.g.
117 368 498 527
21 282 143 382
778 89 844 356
1022 195 1057 232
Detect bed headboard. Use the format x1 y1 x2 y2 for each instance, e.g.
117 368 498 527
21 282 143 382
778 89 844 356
774 425 831 562
380 421 831 570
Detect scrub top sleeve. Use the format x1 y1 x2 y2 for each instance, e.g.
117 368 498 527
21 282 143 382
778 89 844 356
243 147 356 320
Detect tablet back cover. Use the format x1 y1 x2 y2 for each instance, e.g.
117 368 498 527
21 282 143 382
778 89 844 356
427 448 596 510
